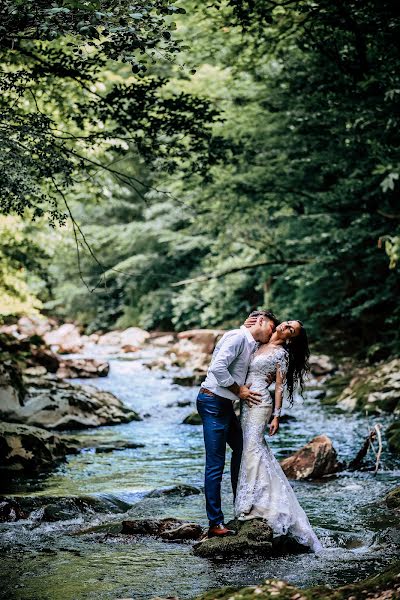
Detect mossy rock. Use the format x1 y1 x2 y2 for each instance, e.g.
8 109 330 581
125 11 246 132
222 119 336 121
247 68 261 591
386 486 400 510
193 518 273 558
194 560 400 599
329 359 400 414
387 421 400 453
183 411 202 425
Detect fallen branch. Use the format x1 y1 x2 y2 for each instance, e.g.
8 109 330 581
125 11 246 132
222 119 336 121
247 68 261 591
171 258 312 287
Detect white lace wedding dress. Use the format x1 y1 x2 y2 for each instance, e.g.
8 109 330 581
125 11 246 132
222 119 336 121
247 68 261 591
234 346 323 552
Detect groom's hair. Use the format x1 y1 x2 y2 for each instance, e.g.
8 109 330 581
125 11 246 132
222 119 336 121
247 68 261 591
249 310 280 328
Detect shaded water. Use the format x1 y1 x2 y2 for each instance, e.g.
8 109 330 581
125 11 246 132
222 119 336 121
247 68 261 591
1 347 399 600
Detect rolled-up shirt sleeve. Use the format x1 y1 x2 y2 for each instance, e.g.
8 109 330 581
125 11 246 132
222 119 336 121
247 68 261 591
209 334 244 388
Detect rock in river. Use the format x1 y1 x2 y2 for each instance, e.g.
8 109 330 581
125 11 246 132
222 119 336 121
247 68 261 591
0 422 67 473
1 375 141 430
122 518 203 541
56 357 110 379
386 486 400 510
182 412 202 425
280 435 342 480
193 518 273 558
387 421 400 453
146 484 201 498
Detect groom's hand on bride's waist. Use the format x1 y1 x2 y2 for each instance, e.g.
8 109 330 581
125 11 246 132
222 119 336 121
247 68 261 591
228 382 262 406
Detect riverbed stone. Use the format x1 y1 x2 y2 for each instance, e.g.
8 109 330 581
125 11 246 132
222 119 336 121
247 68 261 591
0 362 26 414
386 486 400 510
193 518 273 558
56 357 110 379
0 422 67 473
334 359 400 414
387 421 400 453
173 373 205 387
43 323 83 354
280 435 342 479
0 499 28 522
61 435 144 454
193 560 400 600
1 376 141 430
309 354 337 376
182 412 202 425
147 484 201 498
121 518 202 541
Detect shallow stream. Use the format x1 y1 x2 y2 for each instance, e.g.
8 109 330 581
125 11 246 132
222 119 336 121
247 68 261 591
1 347 399 599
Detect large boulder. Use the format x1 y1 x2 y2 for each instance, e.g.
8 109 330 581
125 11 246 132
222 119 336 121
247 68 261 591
335 359 400 414
0 422 67 473
177 330 225 355
43 323 83 354
1 375 141 430
309 354 337 376
193 518 273 558
280 435 342 480
169 329 225 373
97 327 149 350
56 358 109 379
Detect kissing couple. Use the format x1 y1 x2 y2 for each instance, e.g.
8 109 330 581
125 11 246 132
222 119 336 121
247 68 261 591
196 309 322 552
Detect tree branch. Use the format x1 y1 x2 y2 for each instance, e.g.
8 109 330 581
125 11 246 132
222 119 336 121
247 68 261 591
171 258 312 287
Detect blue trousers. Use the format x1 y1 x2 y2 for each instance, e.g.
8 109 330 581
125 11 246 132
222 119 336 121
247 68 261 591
196 390 243 526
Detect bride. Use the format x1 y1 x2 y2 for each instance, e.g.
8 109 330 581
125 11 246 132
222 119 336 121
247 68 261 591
234 318 323 553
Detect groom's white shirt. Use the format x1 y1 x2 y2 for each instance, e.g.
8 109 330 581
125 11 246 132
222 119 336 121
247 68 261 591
200 325 258 401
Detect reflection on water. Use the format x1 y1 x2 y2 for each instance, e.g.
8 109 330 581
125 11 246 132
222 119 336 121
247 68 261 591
1 349 399 600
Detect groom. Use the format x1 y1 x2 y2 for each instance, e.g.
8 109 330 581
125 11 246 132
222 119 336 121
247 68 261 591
196 310 279 538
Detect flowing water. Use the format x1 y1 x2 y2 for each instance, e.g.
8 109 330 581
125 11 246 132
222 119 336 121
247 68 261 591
1 346 399 600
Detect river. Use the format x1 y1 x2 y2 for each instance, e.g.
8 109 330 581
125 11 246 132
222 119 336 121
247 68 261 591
0 346 399 600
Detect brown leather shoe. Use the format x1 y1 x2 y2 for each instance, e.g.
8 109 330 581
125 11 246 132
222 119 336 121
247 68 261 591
207 523 236 538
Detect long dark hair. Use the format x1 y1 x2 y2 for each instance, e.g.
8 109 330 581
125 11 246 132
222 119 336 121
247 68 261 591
284 321 310 405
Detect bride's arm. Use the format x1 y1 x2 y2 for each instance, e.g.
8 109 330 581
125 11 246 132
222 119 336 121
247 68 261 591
269 367 284 436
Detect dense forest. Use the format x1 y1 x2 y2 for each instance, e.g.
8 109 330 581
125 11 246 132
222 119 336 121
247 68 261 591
1 0 399 359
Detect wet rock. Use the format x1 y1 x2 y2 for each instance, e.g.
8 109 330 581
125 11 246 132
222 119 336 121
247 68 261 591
147 484 201 498
120 344 140 353
280 435 342 480
334 359 400 414
309 354 337 376
0 422 67 473
2 376 141 430
387 421 400 453
97 327 149 348
386 486 400 510
193 518 273 558
177 330 225 355
149 333 175 346
43 323 83 354
122 518 203 541
61 435 144 454
0 362 26 414
192 559 400 600
161 522 203 541
0 499 28 522
56 358 109 379
305 388 326 400
15 315 55 339
29 347 60 373
41 496 105 521
182 412 202 425
173 373 205 387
